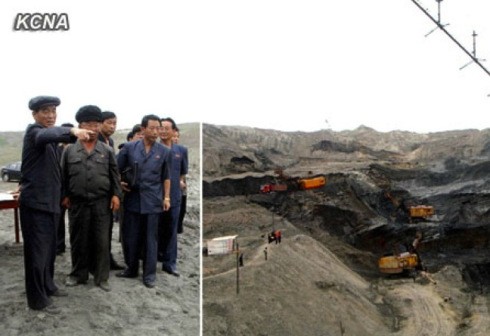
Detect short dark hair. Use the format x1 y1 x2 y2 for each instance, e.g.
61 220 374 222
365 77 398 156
141 114 161 128
61 122 74 128
131 124 142 133
101 111 116 121
126 131 134 141
161 117 178 130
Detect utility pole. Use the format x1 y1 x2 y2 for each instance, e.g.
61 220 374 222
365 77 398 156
460 30 486 70
424 0 449 37
236 242 240 295
436 0 442 23
272 207 275 232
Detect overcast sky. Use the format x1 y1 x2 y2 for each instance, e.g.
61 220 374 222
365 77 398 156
1 0 489 133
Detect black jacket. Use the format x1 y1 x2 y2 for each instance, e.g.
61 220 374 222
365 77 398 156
20 123 74 214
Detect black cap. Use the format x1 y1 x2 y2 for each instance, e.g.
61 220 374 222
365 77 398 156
75 105 103 123
28 96 61 111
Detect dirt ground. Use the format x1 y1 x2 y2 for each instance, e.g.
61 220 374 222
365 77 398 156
0 177 201 336
203 196 490 336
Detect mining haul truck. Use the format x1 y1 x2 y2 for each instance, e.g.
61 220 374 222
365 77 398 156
260 175 326 194
298 176 327 190
260 183 288 193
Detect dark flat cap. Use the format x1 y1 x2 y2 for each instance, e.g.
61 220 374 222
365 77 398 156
75 105 103 123
28 96 61 111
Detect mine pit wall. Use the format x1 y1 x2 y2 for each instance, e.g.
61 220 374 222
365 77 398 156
203 176 273 197
204 171 490 288
204 172 490 250
463 263 490 291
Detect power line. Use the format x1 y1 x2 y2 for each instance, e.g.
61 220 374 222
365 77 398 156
410 0 490 78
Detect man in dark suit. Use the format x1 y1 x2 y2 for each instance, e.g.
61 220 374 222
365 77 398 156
172 127 188 234
19 95 93 313
158 117 188 277
117 114 171 288
56 122 74 256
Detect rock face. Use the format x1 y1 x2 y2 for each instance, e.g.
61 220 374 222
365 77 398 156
203 124 490 336
203 124 490 227
203 124 490 234
203 124 490 178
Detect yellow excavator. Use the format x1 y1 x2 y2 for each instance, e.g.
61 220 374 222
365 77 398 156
379 232 423 275
378 252 419 274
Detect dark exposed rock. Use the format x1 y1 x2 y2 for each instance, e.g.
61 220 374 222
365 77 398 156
203 124 490 268
204 124 490 336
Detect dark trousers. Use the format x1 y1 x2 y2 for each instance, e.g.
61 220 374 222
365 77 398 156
108 211 117 263
56 208 66 253
177 195 187 234
119 202 128 265
159 205 180 272
20 206 59 310
68 200 110 285
123 211 159 284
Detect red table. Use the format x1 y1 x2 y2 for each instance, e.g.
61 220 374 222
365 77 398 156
0 199 20 243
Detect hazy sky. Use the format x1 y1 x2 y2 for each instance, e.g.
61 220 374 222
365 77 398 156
1 0 489 133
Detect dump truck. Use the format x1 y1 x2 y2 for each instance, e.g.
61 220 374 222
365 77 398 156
378 252 419 274
260 183 288 193
260 175 326 194
298 176 326 190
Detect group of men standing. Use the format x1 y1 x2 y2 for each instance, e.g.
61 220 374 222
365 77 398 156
17 96 188 313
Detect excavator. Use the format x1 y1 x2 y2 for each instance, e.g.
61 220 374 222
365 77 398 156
384 191 434 223
378 232 436 283
378 251 419 274
379 232 423 275
380 197 434 277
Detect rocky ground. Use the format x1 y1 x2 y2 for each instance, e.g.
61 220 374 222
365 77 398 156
203 124 490 336
0 123 201 336
0 179 200 336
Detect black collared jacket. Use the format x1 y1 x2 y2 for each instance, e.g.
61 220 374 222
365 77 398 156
19 123 74 214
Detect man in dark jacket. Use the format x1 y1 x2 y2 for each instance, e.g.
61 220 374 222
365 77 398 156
171 127 188 234
97 110 124 270
116 114 171 288
62 106 122 292
19 95 93 313
158 117 188 277
56 122 74 256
